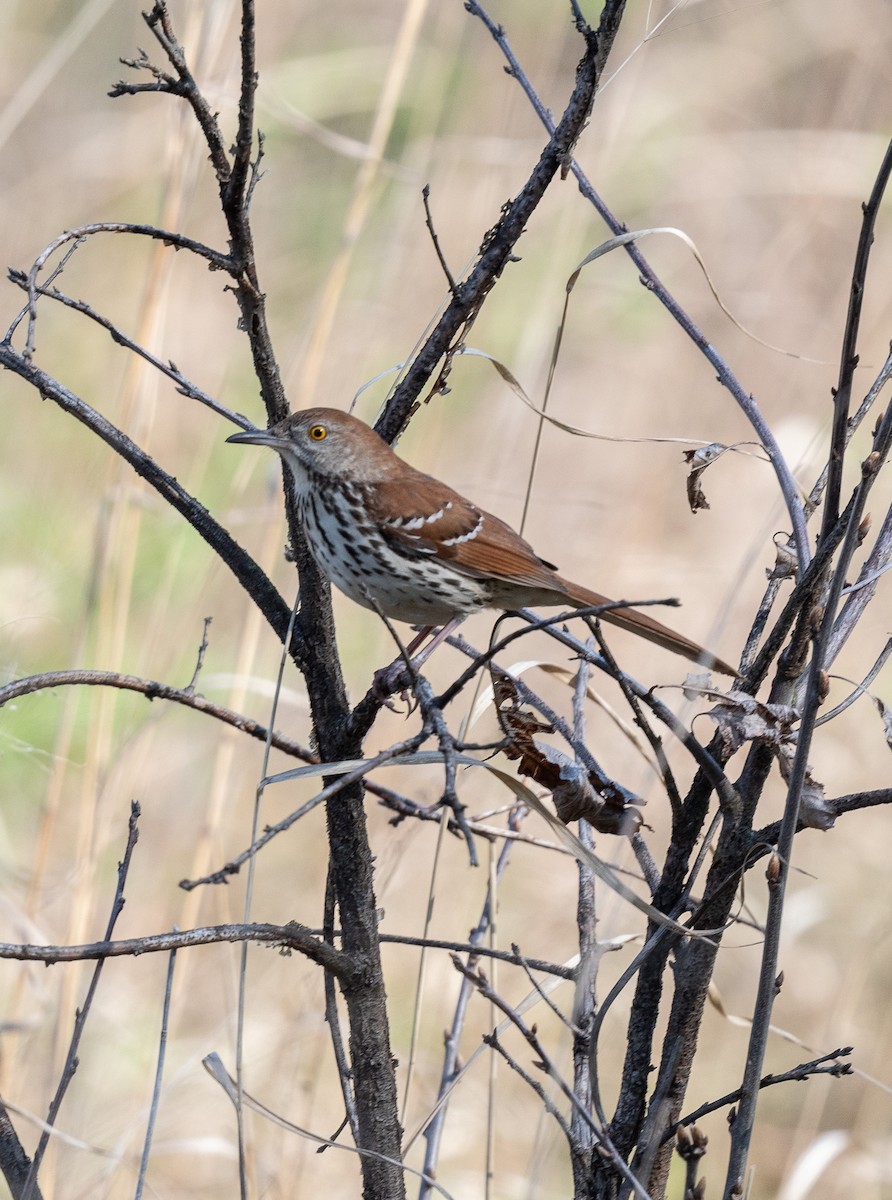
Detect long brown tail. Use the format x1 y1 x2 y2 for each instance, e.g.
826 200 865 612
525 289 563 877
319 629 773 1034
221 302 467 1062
557 576 737 677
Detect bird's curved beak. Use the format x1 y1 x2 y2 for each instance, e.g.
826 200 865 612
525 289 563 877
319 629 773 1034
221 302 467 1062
226 427 286 449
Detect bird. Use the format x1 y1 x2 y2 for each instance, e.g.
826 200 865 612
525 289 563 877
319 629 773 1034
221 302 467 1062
227 407 736 677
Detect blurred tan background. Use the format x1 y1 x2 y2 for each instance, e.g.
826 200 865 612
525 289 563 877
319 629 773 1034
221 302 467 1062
1 1 891 1197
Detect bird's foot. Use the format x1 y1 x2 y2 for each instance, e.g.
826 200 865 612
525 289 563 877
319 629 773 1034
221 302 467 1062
370 617 467 709
371 659 415 710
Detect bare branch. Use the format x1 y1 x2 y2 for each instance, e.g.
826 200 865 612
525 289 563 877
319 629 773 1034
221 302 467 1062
134 942 178 1200
667 1047 853 1143
820 136 892 540
0 668 313 758
0 345 296 654
0 1106 43 1200
379 6 612 441
8 276 249 426
0 921 345 976
112 4 232 184
22 805 141 1200
469 1 811 570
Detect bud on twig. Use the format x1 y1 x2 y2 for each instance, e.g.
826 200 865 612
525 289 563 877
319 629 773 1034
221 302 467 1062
862 450 880 477
766 850 781 884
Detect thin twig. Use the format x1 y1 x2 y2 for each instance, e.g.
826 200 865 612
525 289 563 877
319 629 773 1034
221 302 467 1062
0 348 296 652
0 924 308 963
421 184 458 295
569 650 598 1182
134 939 178 1200
815 640 892 725
179 735 430 889
406 675 479 867
235 582 300 1199
378 3 610 442
116 3 232 182
751 788 892 850
588 621 683 819
14 221 229 359
323 871 360 1143
807 343 892 516
468 0 811 570
185 618 213 694
203 1054 454 1198
0 923 574 979
824 499 892 670
484 1028 575 1144
227 0 258 211
0 669 312 760
419 816 520 1195
22 805 142 1200
7 275 250 426
665 1047 853 1143
454 956 653 1200
819 136 892 539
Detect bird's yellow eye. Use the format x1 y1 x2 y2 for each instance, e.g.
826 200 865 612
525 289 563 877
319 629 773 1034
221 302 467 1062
308 424 327 441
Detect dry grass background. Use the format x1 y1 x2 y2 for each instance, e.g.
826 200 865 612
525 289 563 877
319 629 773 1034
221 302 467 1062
1 2 891 1197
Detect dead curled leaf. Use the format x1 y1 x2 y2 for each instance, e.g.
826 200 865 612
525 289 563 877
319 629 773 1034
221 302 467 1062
686 468 711 513
684 444 729 470
683 443 729 513
767 533 799 582
876 697 892 750
708 692 800 757
776 741 834 830
708 691 833 830
491 671 642 835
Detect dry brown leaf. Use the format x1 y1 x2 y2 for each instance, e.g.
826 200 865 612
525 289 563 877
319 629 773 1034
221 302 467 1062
492 671 642 835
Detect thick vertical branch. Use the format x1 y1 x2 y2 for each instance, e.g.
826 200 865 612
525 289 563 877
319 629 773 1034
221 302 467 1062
110 6 402 1193
620 745 774 1199
378 4 625 440
324 787 405 1199
723 405 892 1198
604 751 727 1171
290 524 405 1198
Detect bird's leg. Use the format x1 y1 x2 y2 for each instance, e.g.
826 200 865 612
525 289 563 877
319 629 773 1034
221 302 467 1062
408 616 467 668
371 625 433 704
372 616 467 700
404 625 436 658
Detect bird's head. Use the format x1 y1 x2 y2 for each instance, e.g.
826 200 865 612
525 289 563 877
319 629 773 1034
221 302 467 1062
226 407 398 481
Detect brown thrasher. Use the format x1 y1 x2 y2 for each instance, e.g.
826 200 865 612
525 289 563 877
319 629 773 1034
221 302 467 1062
227 407 735 676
